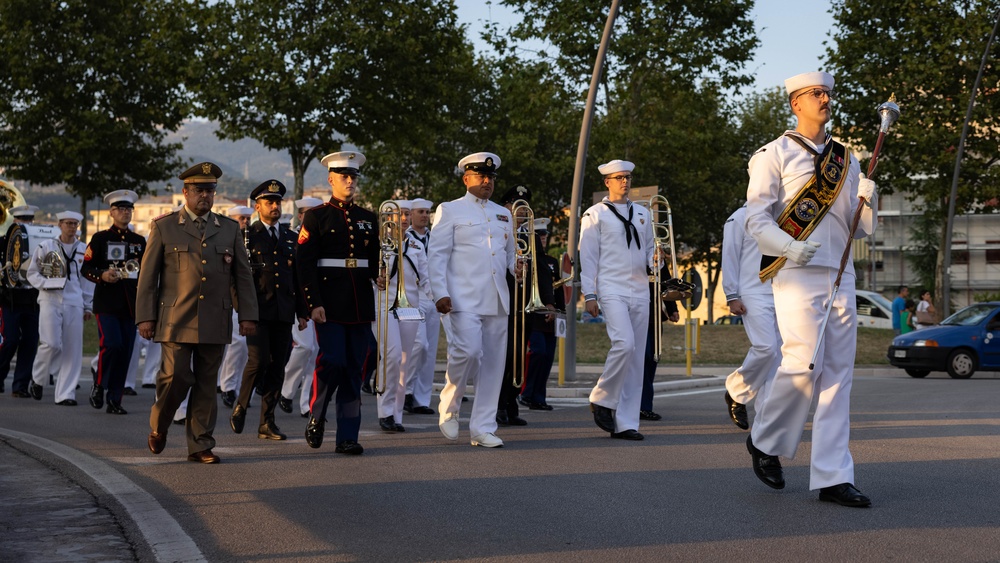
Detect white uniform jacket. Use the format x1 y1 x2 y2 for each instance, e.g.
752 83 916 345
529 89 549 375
382 235 429 309
427 191 516 315
406 227 434 304
745 131 876 271
579 197 655 301
26 237 95 309
722 205 773 302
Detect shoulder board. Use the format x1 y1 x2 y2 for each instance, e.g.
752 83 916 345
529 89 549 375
152 211 177 222
218 214 237 224
725 217 735 224
753 147 767 156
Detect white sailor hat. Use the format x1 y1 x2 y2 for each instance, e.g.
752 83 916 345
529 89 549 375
104 189 139 208
784 71 835 96
597 160 635 176
226 205 254 217
395 199 412 210
294 197 324 210
410 198 433 210
56 211 84 222
9 204 39 218
321 151 366 173
458 152 501 176
533 218 551 232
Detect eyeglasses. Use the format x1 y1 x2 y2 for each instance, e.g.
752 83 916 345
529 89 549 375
607 174 632 182
794 88 835 102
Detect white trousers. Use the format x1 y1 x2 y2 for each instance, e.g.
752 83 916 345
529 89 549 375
406 300 439 408
589 295 649 433
725 293 782 425
33 300 83 403
376 315 420 422
217 311 246 393
124 328 141 388
751 266 856 490
282 319 318 415
125 333 160 388
439 311 507 438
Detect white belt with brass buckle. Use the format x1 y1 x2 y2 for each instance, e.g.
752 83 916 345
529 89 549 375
317 258 368 268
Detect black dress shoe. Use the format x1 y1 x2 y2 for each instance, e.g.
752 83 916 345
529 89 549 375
379 416 398 433
172 418 185 425
222 390 236 408
394 423 405 432
57 399 78 406
257 421 287 440
30 383 42 401
123 387 137 396
507 415 528 426
403 393 415 413
529 401 554 411
361 380 373 395
141 383 156 389
230 404 246 433
89 384 104 409
640 410 662 421
11 390 31 398
187 449 221 464
611 429 644 440
410 405 435 415
516 395 532 408
590 403 615 433
300 412 309 418
819 483 872 507
747 435 784 489
106 401 128 415
495 411 509 426
148 432 166 454
278 397 292 413
335 440 364 455
725 392 749 430
305 417 325 449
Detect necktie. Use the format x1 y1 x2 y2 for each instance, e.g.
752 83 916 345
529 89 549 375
195 217 205 236
270 226 277 242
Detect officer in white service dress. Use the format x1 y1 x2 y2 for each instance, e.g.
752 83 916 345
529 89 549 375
27 211 94 405
579 160 655 440
403 197 438 415
744 70 876 507
427 152 517 448
721 204 781 430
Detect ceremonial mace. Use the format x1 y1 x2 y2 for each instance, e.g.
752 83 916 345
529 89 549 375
809 94 900 370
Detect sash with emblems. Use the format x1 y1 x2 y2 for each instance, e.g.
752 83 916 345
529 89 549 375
759 136 849 282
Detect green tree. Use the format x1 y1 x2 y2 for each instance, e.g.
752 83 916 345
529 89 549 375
0 0 194 236
826 0 1000 303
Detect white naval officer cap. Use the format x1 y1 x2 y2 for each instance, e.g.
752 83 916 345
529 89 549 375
410 198 433 210
104 189 139 208
294 197 324 210
9 204 39 218
394 199 412 210
226 205 254 217
784 71 835 95
56 210 83 222
597 159 635 176
533 218 551 232
321 151 366 173
458 152 501 175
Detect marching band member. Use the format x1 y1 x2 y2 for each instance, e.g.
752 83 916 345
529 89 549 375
297 151 381 453
744 71 876 507
230 180 307 440
280 196 324 418
427 152 517 448
217 205 254 408
27 211 94 405
0 205 41 399
375 200 429 433
579 160 655 440
403 197 437 415
517 217 561 411
82 190 146 414
721 204 780 430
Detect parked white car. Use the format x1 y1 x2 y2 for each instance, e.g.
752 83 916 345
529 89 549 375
856 290 893 329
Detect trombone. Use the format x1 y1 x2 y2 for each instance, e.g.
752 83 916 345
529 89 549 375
648 195 693 362
374 200 423 396
510 199 548 388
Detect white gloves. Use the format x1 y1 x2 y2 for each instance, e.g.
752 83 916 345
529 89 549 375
783 240 822 266
858 173 877 202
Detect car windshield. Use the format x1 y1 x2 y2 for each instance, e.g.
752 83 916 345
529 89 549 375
941 304 998 326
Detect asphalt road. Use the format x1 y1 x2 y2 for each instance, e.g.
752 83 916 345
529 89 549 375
1 369 999 562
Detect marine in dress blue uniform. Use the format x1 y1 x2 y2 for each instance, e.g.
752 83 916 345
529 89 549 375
297 151 380 454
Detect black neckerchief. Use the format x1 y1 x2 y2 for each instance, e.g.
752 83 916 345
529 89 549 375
388 242 420 283
602 200 641 250
785 132 833 183
60 240 79 279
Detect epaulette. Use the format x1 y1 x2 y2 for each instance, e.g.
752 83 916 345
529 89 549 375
725 217 735 224
218 214 237 224
152 210 177 222
753 147 767 155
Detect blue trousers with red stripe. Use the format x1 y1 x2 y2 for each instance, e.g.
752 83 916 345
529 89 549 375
311 321 368 444
95 313 137 403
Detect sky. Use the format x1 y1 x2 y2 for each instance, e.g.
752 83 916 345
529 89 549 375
455 0 836 94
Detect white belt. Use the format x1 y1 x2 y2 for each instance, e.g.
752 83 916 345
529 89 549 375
317 258 369 268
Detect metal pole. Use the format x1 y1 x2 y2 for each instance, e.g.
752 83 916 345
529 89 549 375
942 11 1000 317
563 0 620 382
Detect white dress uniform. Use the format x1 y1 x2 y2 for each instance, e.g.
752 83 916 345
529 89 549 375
746 130 875 490
428 191 516 440
281 319 317 416
376 233 429 424
405 226 438 409
721 205 781 413
27 235 94 403
579 197 655 433
217 310 247 393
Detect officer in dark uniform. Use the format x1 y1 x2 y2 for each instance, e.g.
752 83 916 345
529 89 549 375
0 205 41 398
82 190 146 414
296 151 382 453
230 179 307 440
518 218 562 410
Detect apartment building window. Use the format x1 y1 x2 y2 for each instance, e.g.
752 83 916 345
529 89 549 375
987 240 1000 264
953 240 969 265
